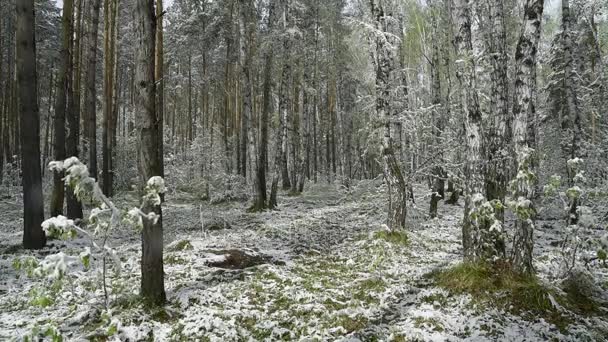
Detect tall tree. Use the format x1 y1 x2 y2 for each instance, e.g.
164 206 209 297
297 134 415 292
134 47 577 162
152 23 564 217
155 0 165 198
50 0 74 217
85 0 102 180
561 0 582 224
371 0 408 231
269 0 291 209
454 0 502 261
135 0 166 304
66 0 84 219
16 0 46 249
485 0 510 222
511 0 544 275
102 0 118 196
252 0 277 211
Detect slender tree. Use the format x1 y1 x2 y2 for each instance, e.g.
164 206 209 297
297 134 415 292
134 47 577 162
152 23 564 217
511 0 544 275
66 0 84 219
16 0 46 249
156 0 165 198
50 0 74 217
85 0 102 181
135 0 166 304
454 0 501 261
371 0 408 231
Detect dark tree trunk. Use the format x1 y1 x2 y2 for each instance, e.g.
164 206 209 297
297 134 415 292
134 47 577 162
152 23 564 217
134 0 166 305
85 0 101 180
51 0 74 217
16 0 46 249
66 0 83 219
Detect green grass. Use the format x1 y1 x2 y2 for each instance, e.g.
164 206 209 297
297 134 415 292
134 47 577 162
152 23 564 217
167 239 193 252
373 230 409 246
431 262 602 331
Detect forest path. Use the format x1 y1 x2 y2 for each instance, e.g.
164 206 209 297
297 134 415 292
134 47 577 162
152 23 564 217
1 181 606 340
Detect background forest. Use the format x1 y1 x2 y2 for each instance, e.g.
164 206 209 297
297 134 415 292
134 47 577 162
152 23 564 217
1 0 608 340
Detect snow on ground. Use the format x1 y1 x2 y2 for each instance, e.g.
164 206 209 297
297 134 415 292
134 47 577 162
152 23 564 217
0 180 607 341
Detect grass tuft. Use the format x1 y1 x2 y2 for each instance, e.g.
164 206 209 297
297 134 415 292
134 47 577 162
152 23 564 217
431 262 603 331
373 230 409 246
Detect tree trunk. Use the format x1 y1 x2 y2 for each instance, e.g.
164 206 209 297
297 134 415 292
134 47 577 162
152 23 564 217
511 0 544 275
454 0 501 261
134 0 166 305
371 0 407 231
51 0 74 217
16 0 46 249
66 0 84 219
102 0 117 197
429 2 445 219
485 0 509 223
155 0 165 201
85 0 102 181
253 1 276 211
269 1 291 209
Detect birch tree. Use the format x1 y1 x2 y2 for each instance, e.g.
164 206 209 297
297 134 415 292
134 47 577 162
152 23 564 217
370 0 408 231
511 0 544 275
454 0 502 261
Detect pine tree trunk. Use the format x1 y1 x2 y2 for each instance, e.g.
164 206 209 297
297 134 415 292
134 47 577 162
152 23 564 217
66 0 84 219
269 1 291 208
102 0 117 197
134 0 166 305
16 0 46 249
51 0 74 217
85 0 101 180
155 0 165 200
512 0 544 275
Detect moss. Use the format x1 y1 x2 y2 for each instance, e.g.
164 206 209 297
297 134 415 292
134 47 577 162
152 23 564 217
373 230 409 246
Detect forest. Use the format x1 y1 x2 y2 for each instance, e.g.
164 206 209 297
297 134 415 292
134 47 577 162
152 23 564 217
1 0 608 340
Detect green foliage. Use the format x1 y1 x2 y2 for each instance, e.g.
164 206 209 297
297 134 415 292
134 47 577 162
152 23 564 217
12 256 39 277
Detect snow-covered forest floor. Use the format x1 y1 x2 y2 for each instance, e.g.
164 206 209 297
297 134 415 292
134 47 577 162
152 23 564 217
1 180 608 341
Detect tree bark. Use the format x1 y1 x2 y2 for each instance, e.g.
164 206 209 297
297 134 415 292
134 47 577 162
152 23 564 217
371 0 407 231
134 0 165 305
66 0 84 219
16 0 46 249
454 0 500 261
85 0 102 181
269 0 291 209
51 0 74 217
485 0 510 223
511 0 544 275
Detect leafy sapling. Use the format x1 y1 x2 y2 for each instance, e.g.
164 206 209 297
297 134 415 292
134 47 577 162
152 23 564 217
543 158 607 274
